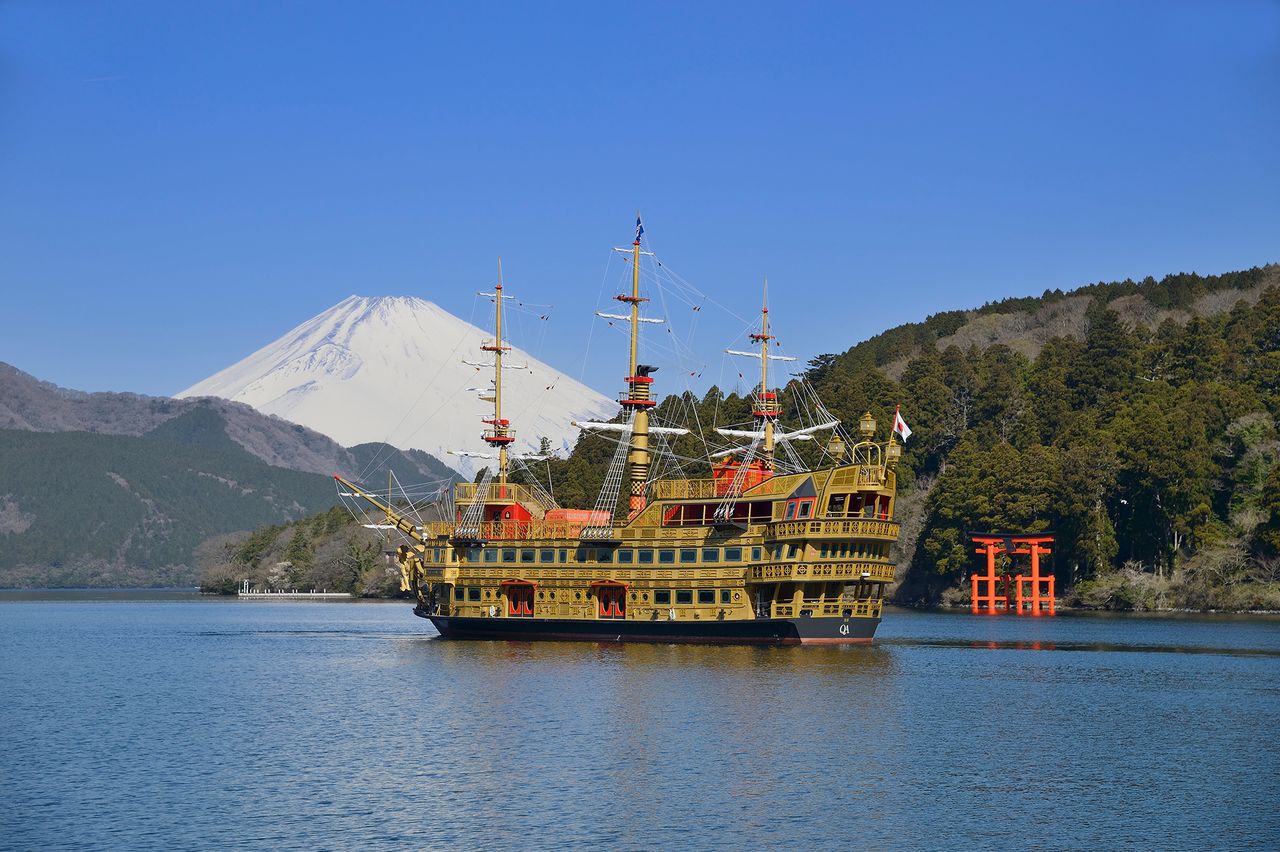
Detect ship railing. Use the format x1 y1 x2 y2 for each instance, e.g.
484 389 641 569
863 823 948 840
443 519 607 542
649 476 810 501
765 518 900 540
454 481 556 513
857 466 886 488
771 602 880 619
749 561 896 584
827 464 889 490
650 479 721 500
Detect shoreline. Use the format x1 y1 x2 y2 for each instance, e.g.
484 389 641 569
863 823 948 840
3 587 1277 616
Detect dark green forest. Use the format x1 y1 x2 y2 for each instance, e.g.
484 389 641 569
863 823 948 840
0 407 343 587
531 264 1280 610
198 505 403 597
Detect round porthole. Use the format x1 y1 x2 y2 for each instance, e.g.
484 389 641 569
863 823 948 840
549 591 556 600
642 593 649 601
630 592 637 601
574 592 581 600
538 591 545 600
733 592 741 601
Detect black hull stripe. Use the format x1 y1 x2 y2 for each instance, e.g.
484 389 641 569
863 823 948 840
417 611 880 645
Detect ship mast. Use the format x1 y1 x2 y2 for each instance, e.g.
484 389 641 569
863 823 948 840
752 282 780 471
620 214 656 518
480 261 515 485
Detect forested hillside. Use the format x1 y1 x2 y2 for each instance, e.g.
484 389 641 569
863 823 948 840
0 408 345 587
196 505 404 597
0 361 459 482
538 263 1280 610
0 366 460 588
208 264 1280 610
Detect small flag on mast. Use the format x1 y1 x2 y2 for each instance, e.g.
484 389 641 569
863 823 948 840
892 405 912 442
635 215 644 243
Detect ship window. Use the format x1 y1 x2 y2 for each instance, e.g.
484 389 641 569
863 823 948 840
483 548 498 564
638 549 654 564
577 547 592 562
697 589 715 604
827 493 847 516
658 549 675 564
784 501 798 521
676 589 693 604
654 589 671 605
520 549 535 563
540 549 555 563
502 549 517 563
559 549 568 563
467 587 481 601
720 589 732 604
598 549 612 563
725 547 742 562
617 550 634 564
752 547 762 561
820 543 829 558
787 544 799 559
454 586 464 601
466 547 481 563
679 549 698 564
702 548 719 563
797 499 813 519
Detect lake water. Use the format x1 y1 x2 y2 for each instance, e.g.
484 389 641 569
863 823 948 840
2 593 1278 850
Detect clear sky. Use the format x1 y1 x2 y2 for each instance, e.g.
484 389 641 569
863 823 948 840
2 1 1277 398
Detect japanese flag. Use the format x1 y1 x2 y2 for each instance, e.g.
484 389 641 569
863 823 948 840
892 406 912 442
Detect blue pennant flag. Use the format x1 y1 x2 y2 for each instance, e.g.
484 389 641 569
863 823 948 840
635 216 644 243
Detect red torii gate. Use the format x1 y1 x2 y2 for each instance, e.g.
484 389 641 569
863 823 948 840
970 533 1055 616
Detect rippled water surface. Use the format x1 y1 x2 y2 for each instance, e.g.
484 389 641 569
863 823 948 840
3 594 1278 850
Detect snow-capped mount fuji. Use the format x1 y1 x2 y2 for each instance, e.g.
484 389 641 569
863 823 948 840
177 295 618 476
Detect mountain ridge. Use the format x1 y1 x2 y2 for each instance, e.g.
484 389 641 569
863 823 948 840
0 364 461 588
177 294 618 475
0 361 456 483
823 262 1280 382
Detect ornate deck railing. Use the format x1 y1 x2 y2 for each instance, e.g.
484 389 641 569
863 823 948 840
765 518 899 540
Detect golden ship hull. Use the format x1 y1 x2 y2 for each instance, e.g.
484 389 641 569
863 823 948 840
336 218 903 647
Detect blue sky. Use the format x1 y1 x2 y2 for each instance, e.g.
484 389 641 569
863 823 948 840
2 1 1277 398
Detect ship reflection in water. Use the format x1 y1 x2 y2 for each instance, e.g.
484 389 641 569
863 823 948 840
2 596 1277 849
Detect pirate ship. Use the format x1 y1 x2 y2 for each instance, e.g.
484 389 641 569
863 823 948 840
337 219 902 644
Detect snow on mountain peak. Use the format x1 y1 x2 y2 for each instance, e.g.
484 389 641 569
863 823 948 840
177 295 617 474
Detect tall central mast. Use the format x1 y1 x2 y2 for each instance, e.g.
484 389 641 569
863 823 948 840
751 283 779 471
480 260 514 485
619 215 655 519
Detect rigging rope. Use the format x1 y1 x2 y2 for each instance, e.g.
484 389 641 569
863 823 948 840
455 466 493 538
582 412 634 539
